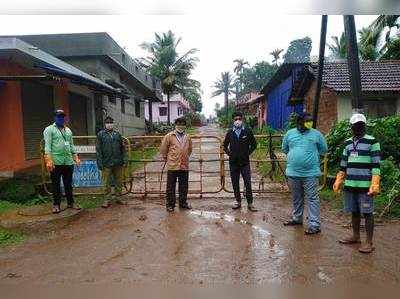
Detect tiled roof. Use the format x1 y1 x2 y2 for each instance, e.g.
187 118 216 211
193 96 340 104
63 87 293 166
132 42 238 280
310 61 400 92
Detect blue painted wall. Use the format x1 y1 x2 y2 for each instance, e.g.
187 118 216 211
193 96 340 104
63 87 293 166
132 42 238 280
264 67 303 130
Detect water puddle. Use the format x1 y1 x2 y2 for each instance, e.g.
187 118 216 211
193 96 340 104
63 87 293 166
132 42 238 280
189 210 285 256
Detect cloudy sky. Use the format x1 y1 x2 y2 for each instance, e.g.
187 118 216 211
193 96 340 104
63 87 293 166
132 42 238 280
0 11 377 116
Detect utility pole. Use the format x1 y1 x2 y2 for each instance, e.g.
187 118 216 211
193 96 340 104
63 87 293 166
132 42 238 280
312 15 328 128
343 15 363 112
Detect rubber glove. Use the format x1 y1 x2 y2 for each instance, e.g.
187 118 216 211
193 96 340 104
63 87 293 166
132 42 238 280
368 175 380 196
73 154 81 166
333 171 346 193
44 154 54 172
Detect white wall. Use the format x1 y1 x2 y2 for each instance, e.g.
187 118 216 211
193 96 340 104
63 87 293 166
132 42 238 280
145 101 186 123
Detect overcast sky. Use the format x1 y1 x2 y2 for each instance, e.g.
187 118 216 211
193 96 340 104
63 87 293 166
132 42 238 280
0 14 376 116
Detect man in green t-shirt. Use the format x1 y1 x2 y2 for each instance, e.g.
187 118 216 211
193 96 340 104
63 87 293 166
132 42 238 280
43 110 81 214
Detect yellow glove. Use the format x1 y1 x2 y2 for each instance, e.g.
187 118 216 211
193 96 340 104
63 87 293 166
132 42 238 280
368 175 380 196
333 171 346 193
73 154 81 166
44 154 54 172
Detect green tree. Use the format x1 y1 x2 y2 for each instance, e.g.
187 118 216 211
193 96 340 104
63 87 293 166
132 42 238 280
140 30 199 124
328 32 347 60
239 61 278 93
212 72 235 117
380 38 400 60
370 15 400 44
233 59 249 101
358 26 380 61
270 48 284 65
182 84 203 112
283 37 312 63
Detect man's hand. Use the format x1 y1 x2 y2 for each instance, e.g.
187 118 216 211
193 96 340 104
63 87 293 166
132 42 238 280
44 154 54 173
333 171 346 194
368 175 380 196
73 154 81 167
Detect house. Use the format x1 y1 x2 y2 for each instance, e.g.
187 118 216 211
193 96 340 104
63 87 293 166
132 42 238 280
261 61 400 133
9 32 162 135
0 37 124 177
145 93 191 124
235 92 265 129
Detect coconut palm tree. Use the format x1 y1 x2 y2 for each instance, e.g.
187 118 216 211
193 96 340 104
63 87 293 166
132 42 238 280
358 26 380 61
212 72 235 117
270 48 284 65
328 32 347 60
140 31 199 124
233 59 249 75
370 15 400 43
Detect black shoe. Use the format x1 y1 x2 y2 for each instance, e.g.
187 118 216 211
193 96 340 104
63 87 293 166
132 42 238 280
166 206 175 212
179 204 192 210
305 227 321 235
232 202 241 210
283 219 303 226
247 204 258 212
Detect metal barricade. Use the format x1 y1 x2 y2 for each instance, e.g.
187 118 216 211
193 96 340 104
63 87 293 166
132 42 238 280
40 133 328 198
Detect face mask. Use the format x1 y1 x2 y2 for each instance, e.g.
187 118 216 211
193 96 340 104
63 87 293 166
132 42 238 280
105 123 114 130
55 116 65 127
233 120 243 128
176 125 186 133
352 122 366 138
304 121 313 130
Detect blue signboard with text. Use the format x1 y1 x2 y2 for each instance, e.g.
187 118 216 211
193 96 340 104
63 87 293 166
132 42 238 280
72 160 102 187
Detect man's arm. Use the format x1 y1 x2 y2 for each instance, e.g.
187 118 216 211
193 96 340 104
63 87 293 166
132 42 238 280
188 136 193 156
159 134 170 160
96 133 104 170
317 131 328 156
248 129 257 155
223 131 231 155
370 140 381 176
282 132 289 154
43 127 52 156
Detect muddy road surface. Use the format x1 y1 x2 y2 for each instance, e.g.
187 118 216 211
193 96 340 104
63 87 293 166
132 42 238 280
0 125 399 284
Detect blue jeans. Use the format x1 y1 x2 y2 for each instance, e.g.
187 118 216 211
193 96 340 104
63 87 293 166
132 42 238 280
287 176 320 229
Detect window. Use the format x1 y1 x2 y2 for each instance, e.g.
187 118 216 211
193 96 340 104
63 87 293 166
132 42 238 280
135 99 141 117
108 94 116 104
159 107 167 116
177 107 183 116
121 98 125 114
364 98 397 118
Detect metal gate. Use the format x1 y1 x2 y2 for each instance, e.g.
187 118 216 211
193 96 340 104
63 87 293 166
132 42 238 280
40 134 328 197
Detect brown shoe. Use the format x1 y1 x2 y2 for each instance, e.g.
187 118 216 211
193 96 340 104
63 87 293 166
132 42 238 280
247 204 258 212
232 202 241 210
338 236 361 244
359 243 375 254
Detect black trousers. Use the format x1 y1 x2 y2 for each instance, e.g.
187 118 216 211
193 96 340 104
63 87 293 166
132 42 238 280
229 163 253 204
166 170 189 208
50 165 74 206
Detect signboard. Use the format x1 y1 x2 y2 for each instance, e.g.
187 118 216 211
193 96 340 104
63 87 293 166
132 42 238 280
72 160 102 187
75 145 96 154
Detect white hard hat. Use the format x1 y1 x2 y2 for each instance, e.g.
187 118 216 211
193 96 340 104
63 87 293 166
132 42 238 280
350 113 366 124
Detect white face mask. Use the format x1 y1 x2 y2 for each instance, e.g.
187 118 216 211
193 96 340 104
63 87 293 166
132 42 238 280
233 120 243 128
105 123 114 130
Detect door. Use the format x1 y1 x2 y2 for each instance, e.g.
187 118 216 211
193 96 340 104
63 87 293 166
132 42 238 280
21 81 54 160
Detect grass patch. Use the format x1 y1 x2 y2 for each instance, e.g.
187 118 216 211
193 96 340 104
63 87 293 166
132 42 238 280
187 126 199 135
129 147 159 173
252 148 286 182
0 229 25 247
319 187 343 210
76 195 105 210
0 201 21 214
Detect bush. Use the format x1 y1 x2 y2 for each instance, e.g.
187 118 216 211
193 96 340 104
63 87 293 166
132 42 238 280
326 115 400 172
0 177 40 204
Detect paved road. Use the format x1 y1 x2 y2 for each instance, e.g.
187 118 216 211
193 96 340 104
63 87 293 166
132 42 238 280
0 125 399 284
